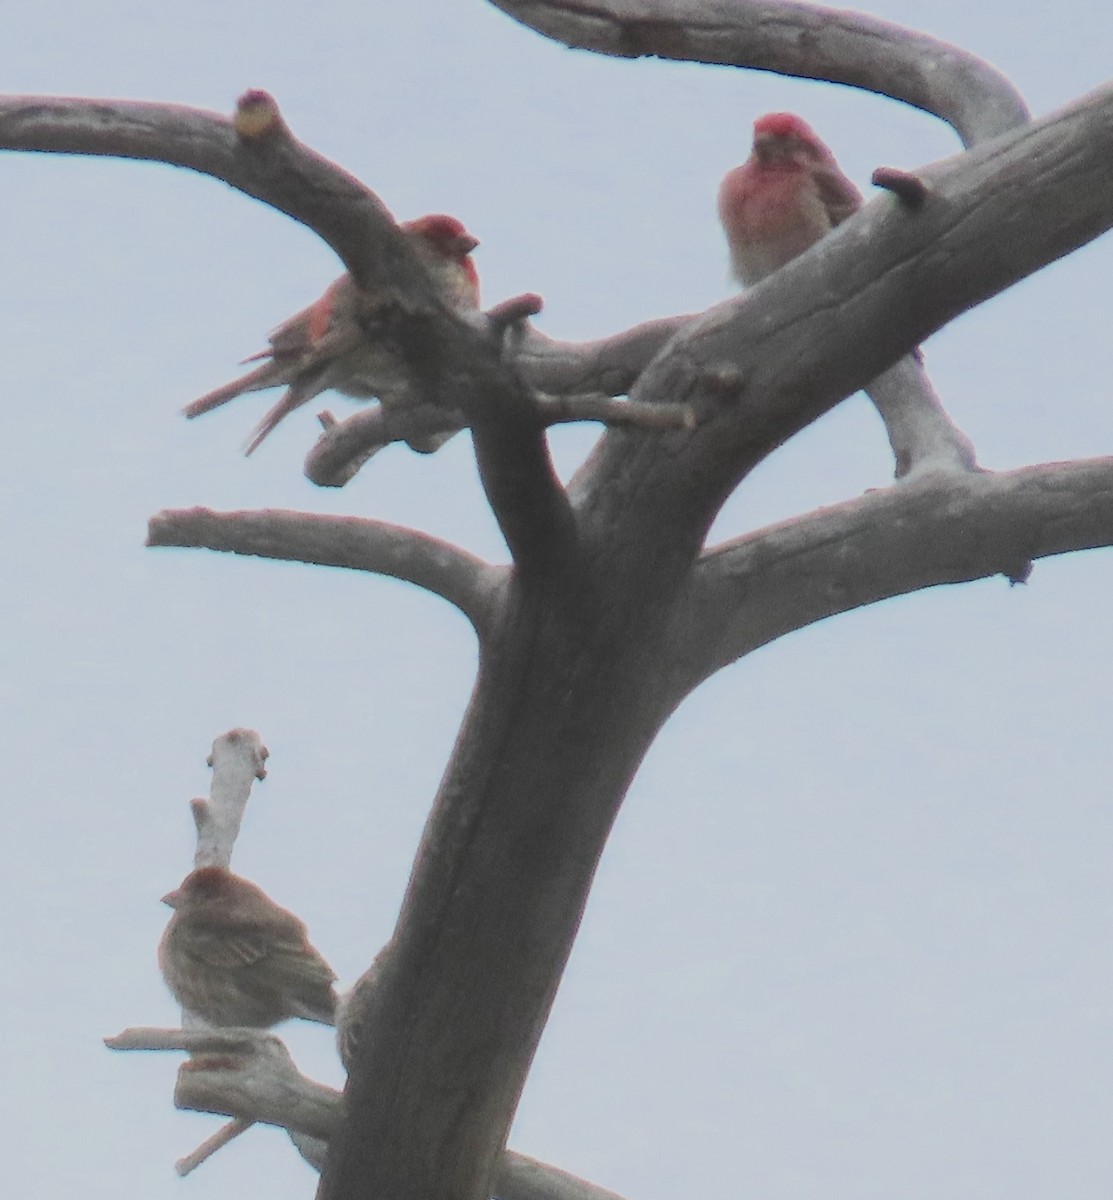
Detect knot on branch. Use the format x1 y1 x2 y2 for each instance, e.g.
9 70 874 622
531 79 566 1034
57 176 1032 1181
487 292 545 341
233 89 291 141
1005 558 1034 586
872 166 930 209
701 365 746 399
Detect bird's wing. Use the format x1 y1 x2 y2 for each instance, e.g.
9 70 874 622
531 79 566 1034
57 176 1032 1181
185 278 351 420
182 917 335 986
815 164 864 228
180 924 271 969
265 276 353 357
268 939 338 987
264 304 326 358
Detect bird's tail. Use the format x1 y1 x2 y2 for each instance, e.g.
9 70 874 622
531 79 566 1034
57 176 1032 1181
183 358 290 420
243 368 334 456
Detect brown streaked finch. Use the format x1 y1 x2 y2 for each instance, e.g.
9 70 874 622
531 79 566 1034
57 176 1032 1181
158 866 338 1029
183 213 481 455
717 112 862 287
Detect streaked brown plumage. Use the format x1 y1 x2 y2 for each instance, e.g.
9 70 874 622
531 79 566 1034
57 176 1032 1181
158 866 338 1028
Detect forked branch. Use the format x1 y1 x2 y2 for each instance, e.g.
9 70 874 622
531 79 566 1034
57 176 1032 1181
107 1026 632 1200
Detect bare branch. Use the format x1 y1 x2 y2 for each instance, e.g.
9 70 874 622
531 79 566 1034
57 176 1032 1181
538 392 696 431
864 355 977 478
107 1028 632 1200
305 391 694 486
572 83 1113 542
0 92 417 296
871 165 931 208
514 309 974 483
305 405 465 487
190 728 268 870
496 1154 633 1200
107 1026 340 1138
515 295 973 488
516 316 693 397
675 458 1113 686
487 292 547 332
175 1119 252 1176
0 93 578 576
146 507 502 634
434 324 580 580
106 1026 233 1050
485 0 1028 144
302 287 689 485
161 729 271 1166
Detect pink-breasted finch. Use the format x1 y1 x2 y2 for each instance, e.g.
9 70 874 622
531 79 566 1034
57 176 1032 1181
183 213 481 455
717 111 947 477
158 866 338 1028
717 112 863 287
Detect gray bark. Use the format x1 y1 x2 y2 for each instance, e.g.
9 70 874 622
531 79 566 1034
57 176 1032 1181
8 6 1113 1200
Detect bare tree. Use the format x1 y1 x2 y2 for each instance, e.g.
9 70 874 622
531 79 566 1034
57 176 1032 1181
8 2 1113 1199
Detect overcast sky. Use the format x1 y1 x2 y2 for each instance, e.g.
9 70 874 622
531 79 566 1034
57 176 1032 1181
3 3 1112 1198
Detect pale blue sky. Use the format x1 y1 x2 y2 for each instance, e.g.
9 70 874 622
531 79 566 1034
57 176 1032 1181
3 3 1112 1198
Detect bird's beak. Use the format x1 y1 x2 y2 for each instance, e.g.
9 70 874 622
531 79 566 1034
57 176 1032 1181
753 132 794 163
457 234 480 254
161 889 180 908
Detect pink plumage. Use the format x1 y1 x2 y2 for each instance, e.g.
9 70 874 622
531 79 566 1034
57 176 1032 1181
718 113 862 286
753 112 815 140
184 214 481 455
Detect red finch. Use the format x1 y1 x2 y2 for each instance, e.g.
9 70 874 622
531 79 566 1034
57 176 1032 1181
184 213 481 455
717 112 967 480
717 112 862 286
158 866 338 1028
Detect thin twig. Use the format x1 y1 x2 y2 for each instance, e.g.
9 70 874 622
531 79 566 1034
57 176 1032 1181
176 1119 254 1176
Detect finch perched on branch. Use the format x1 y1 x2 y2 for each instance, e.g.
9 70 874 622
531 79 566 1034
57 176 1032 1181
184 213 481 455
717 112 863 287
158 866 338 1028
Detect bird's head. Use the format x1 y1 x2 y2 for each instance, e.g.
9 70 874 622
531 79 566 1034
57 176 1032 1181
161 865 235 909
404 213 480 259
751 112 822 165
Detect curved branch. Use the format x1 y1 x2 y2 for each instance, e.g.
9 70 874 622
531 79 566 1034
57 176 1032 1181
863 354 977 478
305 391 694 487
515 315 694 397
0 92 423 295
497 1154 633 1200
485 0 1028 144
673 458 1113 687
574 82 1113 545
305 403 472 489
146 507 502 634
